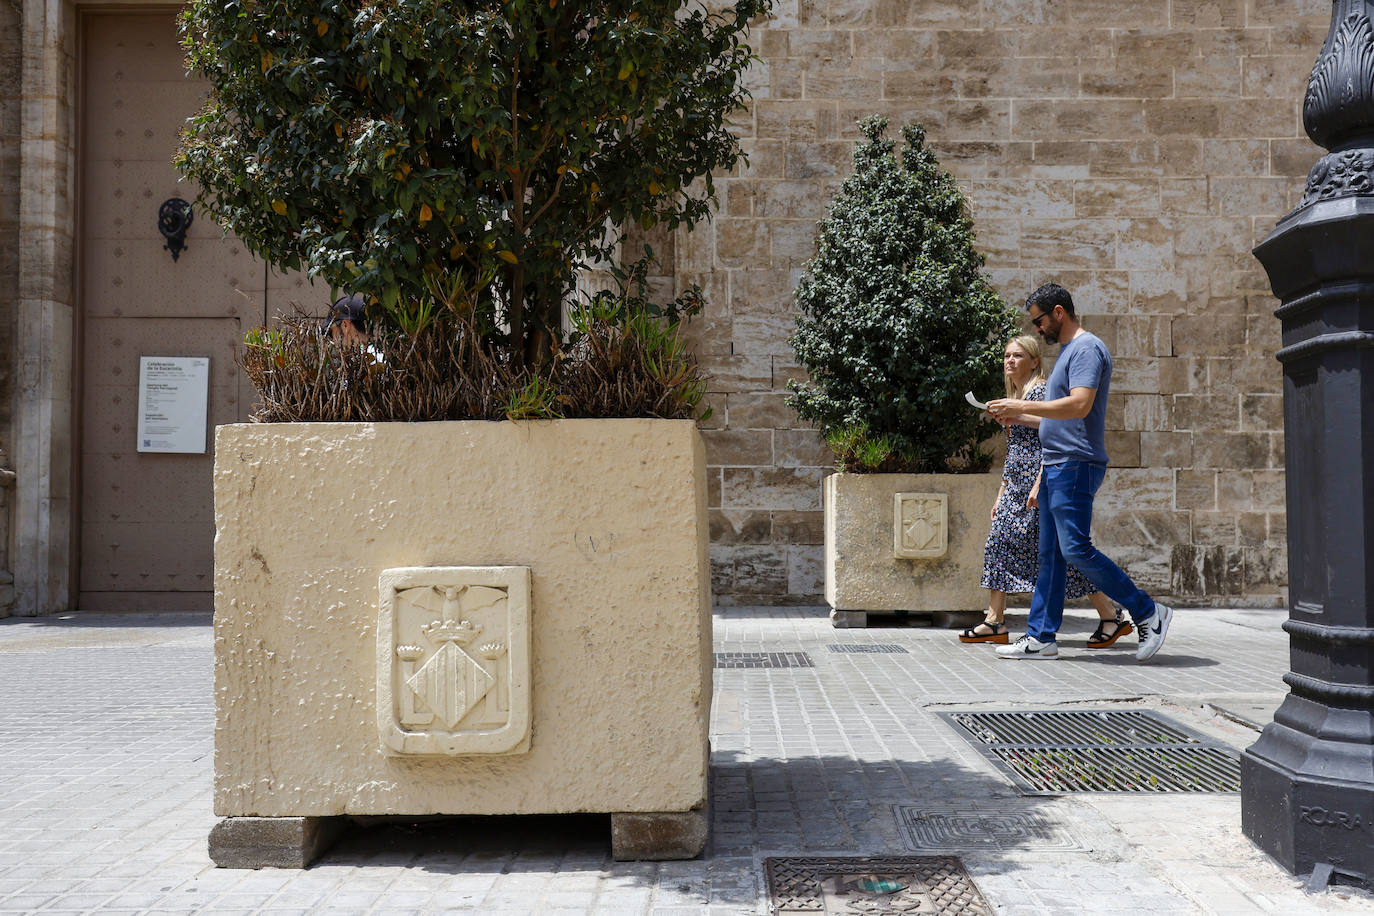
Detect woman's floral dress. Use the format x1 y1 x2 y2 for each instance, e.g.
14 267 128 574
980 380 1096 597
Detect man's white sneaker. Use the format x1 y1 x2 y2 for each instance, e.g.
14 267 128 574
995 635 1059 660
1136 602 1174 661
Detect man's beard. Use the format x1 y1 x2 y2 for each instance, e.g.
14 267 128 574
1038 326 1059 345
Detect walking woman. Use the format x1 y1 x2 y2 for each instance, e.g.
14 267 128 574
959 334 1130 647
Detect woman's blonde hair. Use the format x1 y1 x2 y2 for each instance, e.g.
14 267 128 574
1003 334 1047 399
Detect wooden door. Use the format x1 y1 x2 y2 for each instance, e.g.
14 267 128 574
78 12 273 610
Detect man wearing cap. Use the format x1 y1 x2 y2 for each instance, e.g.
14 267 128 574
323 293 372 348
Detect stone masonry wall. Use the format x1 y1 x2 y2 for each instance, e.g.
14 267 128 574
0 1 1331 613
0 1 20 616
684 0 1330 606
1 2 19 441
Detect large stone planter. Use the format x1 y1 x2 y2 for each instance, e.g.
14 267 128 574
210 420 711 866
824 471 1002 628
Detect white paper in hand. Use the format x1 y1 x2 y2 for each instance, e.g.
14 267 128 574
965 391 990 412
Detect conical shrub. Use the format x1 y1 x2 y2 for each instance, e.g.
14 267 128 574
788 116 1018 473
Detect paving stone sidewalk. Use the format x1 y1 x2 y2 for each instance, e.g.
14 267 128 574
1 607 1371 915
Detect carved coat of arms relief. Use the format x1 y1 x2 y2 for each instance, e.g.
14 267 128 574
376 566 531 756
892 492 948 559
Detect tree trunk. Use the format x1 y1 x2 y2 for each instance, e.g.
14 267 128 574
507 263 525 369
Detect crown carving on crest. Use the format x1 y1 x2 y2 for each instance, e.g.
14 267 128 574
423 617 482 644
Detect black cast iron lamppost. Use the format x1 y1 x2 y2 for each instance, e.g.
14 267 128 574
1244 0 1374 890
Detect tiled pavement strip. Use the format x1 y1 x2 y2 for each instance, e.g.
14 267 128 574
3 608 1373 915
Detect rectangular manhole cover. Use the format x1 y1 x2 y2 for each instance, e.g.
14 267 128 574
827 644 909 654
765 856 992 915
940 709 1241 794
714 651 814 669
894 804 1084 851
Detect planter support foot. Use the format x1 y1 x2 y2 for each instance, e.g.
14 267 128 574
611 808 707 860
209 816 345 868
829 609 869 628
932 610 983 630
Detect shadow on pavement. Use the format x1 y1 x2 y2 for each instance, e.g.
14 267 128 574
313 750 1071 910
0 611 211 629
1068 652 1220 668
324 813 613 868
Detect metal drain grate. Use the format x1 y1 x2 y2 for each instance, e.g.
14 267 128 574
894 804 1084 851
827 643 909 654
714 651 814 669
940 709 1241 794
765 856 992 915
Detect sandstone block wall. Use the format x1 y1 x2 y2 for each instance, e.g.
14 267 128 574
6 1 80 616
0 3 1330 611
0 3 20 616
684 0 1329 606
0 4 17 439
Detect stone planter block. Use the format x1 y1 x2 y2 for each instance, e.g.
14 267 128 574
610 808 708 861
824 472 1001 615
208 816 345 869
212 420 711 860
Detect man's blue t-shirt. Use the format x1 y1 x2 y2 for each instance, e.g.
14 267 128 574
1040 331 1111 466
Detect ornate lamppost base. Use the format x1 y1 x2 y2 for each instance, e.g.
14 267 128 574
1242 698 1374 885
1242 0 1374 886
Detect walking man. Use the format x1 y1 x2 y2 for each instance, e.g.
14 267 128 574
987 283 1173 661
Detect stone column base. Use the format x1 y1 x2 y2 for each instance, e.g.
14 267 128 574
610 808 707 860
209 816 346 868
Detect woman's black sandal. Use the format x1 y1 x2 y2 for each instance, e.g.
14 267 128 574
959 619 1010 645
1087 612 1135 649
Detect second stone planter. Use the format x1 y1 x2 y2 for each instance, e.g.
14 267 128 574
824 471 1003 628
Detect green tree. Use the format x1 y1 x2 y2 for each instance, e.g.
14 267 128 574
177 0 771 367
787 116 1017 473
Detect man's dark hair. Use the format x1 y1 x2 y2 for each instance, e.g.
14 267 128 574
1025 282 1075 319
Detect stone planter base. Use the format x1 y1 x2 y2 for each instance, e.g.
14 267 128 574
611 807 709 861
208 817 346 869
825 472 1002 628
210 809 708 868
829 609 984 629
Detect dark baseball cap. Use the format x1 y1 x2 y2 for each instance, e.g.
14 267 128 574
322 294 368 330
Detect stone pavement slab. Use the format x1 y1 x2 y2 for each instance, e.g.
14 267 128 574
1 608 1372 914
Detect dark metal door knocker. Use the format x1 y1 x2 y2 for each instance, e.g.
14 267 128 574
158 198 194 262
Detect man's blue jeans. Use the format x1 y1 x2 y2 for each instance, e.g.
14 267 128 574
1026 460 1156 643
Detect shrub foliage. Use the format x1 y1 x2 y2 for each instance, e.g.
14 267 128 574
178 0 771 370
240 303 710 423
787 117 1018 473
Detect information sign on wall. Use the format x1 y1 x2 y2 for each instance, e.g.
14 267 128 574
136 356 210 454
